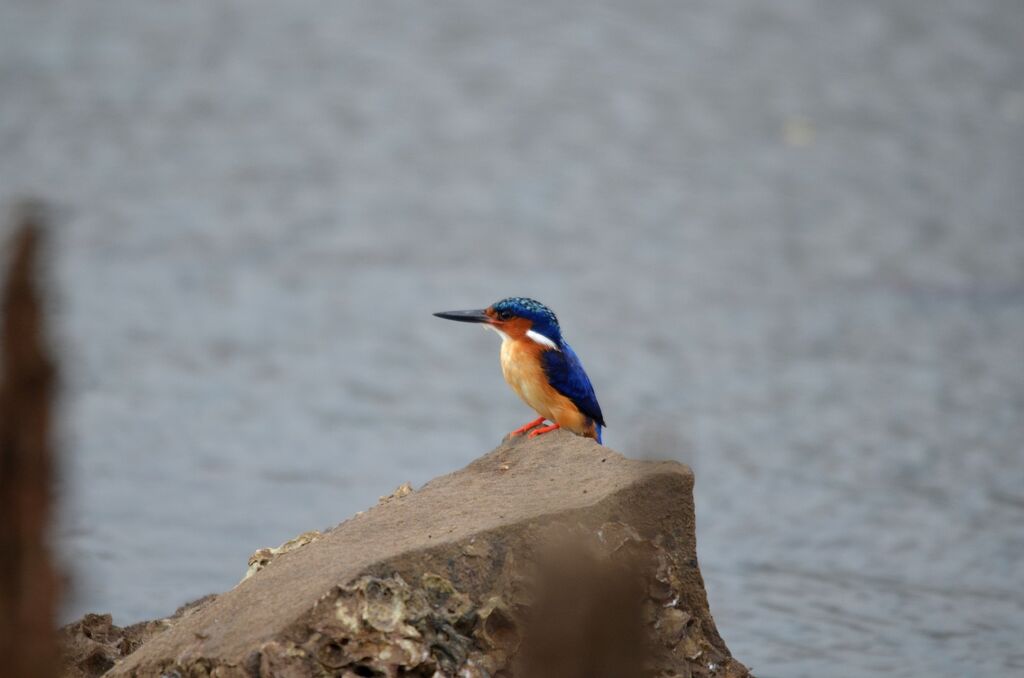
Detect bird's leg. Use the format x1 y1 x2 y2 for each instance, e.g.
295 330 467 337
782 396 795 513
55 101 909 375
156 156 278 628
509 416 547 437
528 422 561 438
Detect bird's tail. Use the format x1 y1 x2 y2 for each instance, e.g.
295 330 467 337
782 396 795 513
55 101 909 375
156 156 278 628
595 424 603 445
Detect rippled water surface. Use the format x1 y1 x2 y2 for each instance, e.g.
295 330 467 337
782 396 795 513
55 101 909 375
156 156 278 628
2 2 1023 676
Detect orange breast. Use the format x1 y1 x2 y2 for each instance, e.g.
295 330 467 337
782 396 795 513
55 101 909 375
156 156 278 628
500 338 592 436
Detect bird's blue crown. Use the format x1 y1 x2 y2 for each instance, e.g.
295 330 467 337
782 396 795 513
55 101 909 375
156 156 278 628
492 297 562 344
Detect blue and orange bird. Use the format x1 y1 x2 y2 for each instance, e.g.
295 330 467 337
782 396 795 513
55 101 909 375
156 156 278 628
434 297 605 443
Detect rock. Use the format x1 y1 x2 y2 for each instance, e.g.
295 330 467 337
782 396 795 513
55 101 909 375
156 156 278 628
99 432 750 677
377 481 414 505
59 596 217 678
243 531 323 583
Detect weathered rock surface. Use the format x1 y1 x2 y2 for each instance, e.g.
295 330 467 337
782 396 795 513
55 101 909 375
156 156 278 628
97 432 749 677
59 597 216 678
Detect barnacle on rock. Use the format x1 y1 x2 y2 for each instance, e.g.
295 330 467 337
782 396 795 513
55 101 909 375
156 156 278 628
378 481 415 505
242 531 322 582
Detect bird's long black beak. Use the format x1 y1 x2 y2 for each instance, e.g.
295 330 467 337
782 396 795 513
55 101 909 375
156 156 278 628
433 309 491 323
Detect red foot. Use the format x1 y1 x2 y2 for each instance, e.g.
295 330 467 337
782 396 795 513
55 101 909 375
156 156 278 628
509 416 546 437
528 423 561 438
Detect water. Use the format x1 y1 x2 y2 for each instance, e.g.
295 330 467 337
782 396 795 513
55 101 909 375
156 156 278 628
2 1 1023 676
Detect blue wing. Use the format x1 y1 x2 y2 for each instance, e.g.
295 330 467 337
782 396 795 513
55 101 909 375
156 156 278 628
541 341 605 428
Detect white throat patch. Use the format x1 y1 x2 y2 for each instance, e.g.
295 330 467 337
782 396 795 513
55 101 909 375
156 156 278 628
526 329 559 350
485 324 511 342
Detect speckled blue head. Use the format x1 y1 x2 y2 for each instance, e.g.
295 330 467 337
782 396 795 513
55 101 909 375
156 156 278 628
490 297 562 345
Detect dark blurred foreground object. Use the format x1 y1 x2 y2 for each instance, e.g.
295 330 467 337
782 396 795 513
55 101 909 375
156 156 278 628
512 526 659 677
0 203 59 678
83 433 748 677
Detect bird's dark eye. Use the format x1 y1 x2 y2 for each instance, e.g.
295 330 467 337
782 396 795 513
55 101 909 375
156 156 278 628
497 310 513 321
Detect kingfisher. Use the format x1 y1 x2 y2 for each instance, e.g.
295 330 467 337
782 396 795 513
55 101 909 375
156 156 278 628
434 297 605 443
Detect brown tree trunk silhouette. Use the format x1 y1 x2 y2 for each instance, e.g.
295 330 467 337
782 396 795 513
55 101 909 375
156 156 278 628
0 203 59 678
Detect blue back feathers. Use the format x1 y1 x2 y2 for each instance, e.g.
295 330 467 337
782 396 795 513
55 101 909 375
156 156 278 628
493 297 605 438
541 343 605 430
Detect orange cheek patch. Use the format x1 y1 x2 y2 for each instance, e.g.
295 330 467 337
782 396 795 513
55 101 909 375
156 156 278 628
499 317 531 339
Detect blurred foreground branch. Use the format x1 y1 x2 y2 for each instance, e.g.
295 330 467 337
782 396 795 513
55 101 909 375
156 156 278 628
0 203 59 678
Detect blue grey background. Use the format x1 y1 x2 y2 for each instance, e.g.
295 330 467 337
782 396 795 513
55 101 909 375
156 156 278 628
2 1 1023 676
